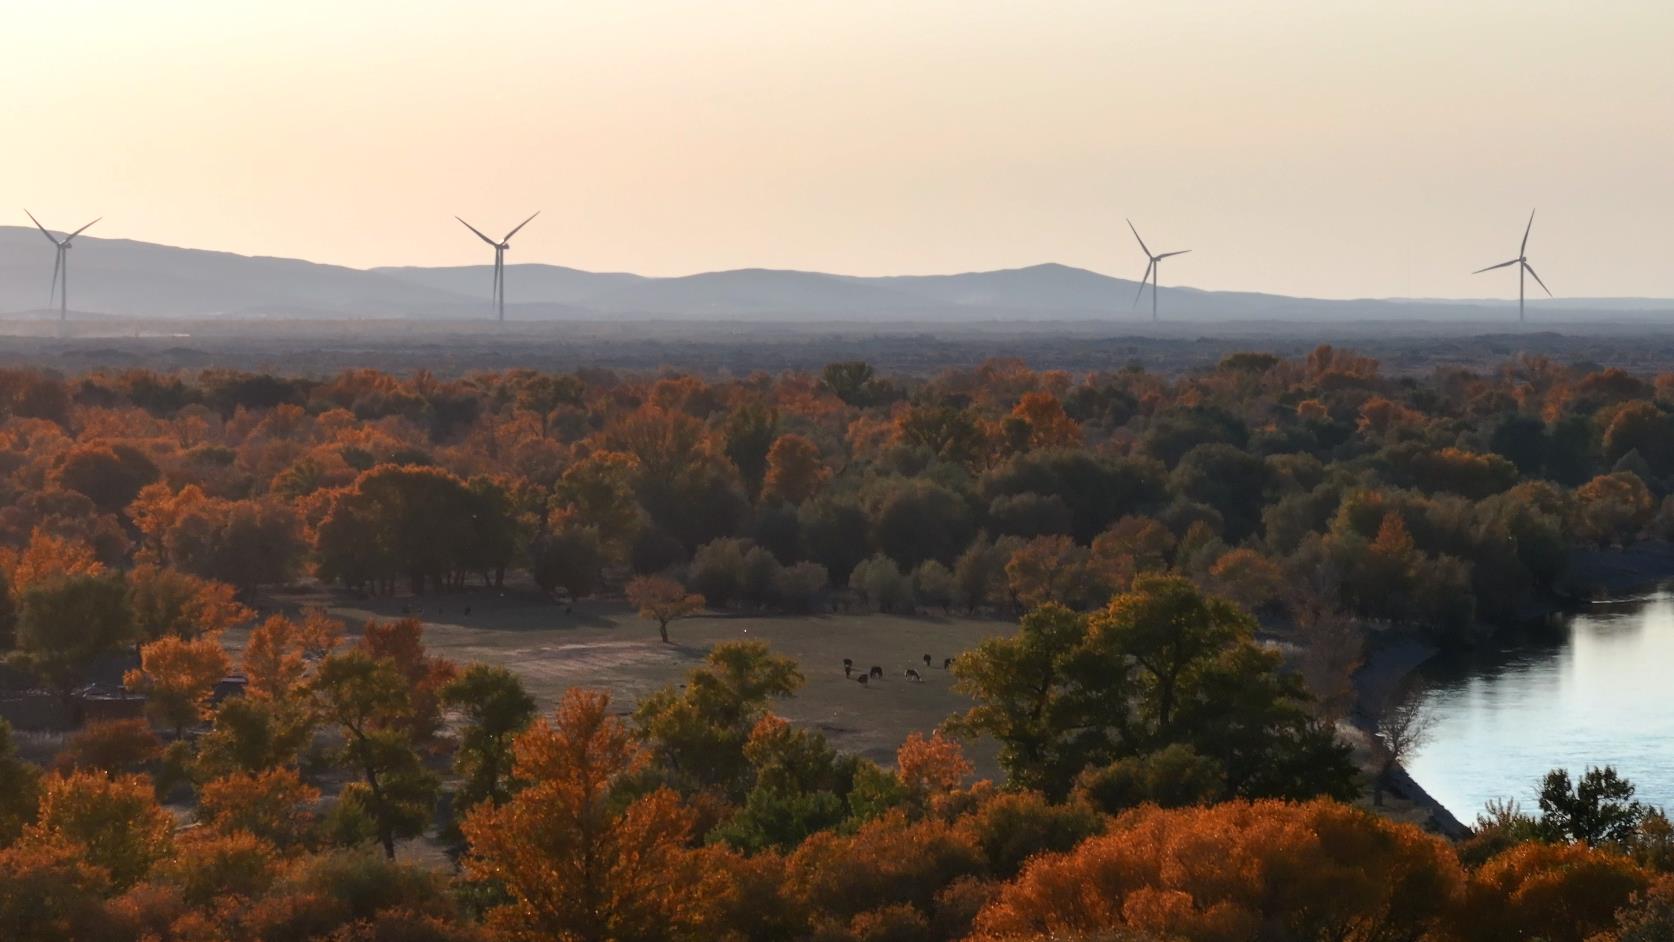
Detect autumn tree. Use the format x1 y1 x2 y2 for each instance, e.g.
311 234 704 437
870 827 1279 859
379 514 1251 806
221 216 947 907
50 441 159 513
316 465 507 594
25 771 175 890
55 718 162 777
1007 391 1081 451
1464 841 1651 942
462 688 699 942
359 617 459 741
1004 535 1092 610
0 836 114 942
762 433 831 505
626 574 705 643
197 767 321 850
124 634 231 736
125 564 251 641
3 527 104 594
969 800 1463 942
243 609 342 701
896 730 973 802
1576 471 1656 547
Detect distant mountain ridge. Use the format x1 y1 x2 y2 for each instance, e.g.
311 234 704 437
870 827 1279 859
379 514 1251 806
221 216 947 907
3 226 1670 322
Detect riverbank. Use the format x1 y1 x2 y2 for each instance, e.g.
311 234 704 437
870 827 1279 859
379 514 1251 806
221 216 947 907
1562 540 1674 600
1349 633 1469 839
1355 540 1674 839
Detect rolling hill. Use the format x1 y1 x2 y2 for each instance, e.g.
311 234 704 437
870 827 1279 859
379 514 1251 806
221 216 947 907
3 227 1669 323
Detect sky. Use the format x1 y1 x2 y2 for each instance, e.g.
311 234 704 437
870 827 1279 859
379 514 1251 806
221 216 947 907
5 0 1673 299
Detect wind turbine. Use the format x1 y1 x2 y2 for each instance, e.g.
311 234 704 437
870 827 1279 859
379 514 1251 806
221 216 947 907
25 210 100 322
456 211 540 322
1472 210 1551 324
1127 219 1191 322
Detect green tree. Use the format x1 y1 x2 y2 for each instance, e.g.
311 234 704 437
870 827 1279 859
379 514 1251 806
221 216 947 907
949 603 1129 797
1538 765 1645 846
13 573 133 705
634 640 803 796
528 524 604 603
311 651 439 858
442 664 538 813
1091 574 1248 738
722 401 778 498
0 719 41 845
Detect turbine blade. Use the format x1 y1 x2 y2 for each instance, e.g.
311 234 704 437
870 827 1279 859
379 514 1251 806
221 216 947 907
63 217 101 242
1157 249 1192 259
24 209 61 245
1132 261 1154 309
49 249 62 306
1473 258 1520 274
1521 209 1535 255
501 210 540 242
456 216 499 247
1126 219 1151 259
1523 260 1552 297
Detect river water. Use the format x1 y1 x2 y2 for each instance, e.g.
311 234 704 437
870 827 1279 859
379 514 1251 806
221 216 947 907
1404 588 1674 823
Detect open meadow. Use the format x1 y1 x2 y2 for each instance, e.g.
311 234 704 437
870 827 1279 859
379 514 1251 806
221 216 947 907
250 584 1014 773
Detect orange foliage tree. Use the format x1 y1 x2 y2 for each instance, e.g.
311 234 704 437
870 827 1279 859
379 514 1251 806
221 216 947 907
242 608 342 701
761 433 831 505
462 688 699 942
969 799 1463 942
125 564 251 641
897 730 974 800
124 634 231 736
626 574 705 643
1462 841 1652 942
25 771 176 890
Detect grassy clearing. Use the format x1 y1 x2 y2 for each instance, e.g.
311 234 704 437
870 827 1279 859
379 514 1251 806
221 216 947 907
252 585 1015 773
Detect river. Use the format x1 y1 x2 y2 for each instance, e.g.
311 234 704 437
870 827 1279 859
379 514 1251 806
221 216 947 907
1404 588 1674 823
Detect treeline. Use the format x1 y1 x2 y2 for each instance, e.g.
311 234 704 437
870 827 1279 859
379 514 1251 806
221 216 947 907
5 351 1674 650
4 575 1674 941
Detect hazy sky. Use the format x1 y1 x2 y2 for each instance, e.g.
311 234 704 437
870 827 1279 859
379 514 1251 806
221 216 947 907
6 1 1673 298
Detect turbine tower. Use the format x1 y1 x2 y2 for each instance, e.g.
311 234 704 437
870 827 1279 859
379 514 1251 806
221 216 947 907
25 210 100 322
1472 210 1551 324
456 212 540 322
1127 219 1191 322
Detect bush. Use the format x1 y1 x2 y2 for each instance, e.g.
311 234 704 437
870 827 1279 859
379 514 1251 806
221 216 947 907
912 561 956 613
851 555 916 613
775 562 830 614
689 538 751 607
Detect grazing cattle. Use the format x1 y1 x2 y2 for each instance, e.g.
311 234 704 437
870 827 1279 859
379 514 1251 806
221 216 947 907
922 654 932 667
844 664 853 678
943 657 954 670
857 674 869 686
906 669 922 682
869 665 884 679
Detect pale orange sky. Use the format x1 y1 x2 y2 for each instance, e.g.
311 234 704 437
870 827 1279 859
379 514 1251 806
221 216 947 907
6 1 1673 298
